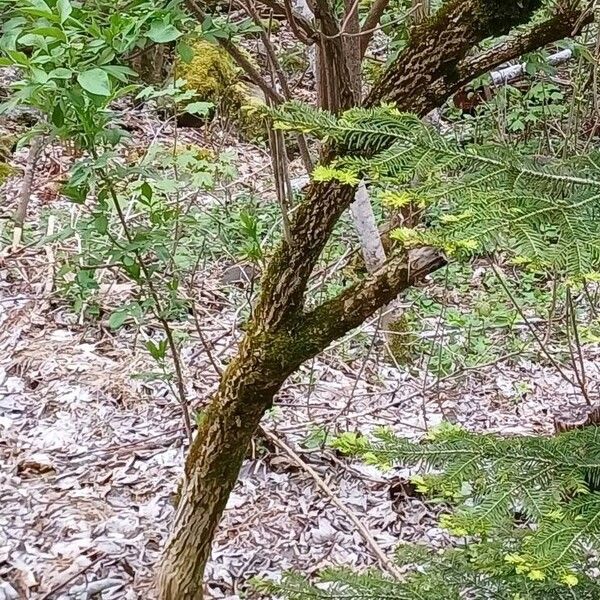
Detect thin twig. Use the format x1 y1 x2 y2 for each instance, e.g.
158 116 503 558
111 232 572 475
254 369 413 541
489 261 581 393
360 0 391 56
190 299 224 376
43 215 56 295
12 135 45 251
338 0 361 38
242 0 293 97
544 274 559 344
239 0 314 172
95 160 193 442
321 4 419 43
422 266 450 424
38 554 108 600
260 426 404 579
256 0 315 42
566 286 591 405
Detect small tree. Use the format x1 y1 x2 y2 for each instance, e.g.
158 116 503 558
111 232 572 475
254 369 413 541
157 0 594 597
1 0 593 597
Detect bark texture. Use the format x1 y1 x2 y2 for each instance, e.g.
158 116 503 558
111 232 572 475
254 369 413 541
157 247 446 600
157 1 589 597
365 0 543 111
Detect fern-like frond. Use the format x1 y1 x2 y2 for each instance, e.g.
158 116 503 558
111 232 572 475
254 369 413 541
272 103 600 275
331 425 600 584
267 426 600 600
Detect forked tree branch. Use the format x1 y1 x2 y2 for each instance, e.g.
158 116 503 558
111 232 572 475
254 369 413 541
298 247 447 353
445 1 593 98
159 2 593 595
256 0 551 330
364 0 546 109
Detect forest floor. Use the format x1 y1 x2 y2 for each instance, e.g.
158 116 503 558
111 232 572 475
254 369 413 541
1 98 599 600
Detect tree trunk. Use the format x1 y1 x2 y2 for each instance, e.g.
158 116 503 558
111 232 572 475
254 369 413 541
365 0 544 111
158 244 446 598
157 332 296 599
131 44 167 84
157 0 566 596
410 0 429 24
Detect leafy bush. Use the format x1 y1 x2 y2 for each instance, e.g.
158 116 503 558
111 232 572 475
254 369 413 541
0 0 187 145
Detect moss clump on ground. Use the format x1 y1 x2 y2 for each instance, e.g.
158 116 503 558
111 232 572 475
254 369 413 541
178 41 268 141
237 84 268 141
0 162 13 183
179 40 241 107
0 137 15 183
386 312 418 364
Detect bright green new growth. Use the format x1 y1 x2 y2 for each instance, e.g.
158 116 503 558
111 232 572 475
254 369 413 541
264 425 600 599
272 102 600 276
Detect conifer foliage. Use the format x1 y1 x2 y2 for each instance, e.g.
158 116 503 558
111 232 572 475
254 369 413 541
264 425 600 599
273 103 600 275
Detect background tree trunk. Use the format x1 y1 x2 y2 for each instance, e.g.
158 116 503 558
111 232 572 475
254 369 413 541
411 0 429 24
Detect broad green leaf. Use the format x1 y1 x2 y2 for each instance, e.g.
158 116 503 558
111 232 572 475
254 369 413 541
92 214 108 234
51 104 64 127
30 26 67 41
6 50 29 66
177 41 194 63
108 309 128 330
18 33 48 48
123 262 141 280
140 182 153 199
77 68 111 96
2 17 27 31
30 67 49 84
101 64 137 83
27 0 52 10
21 0 53 18
146 339 167 360
57 0 72 23
147 21 182 43
48 67 72 79
185 101 213 116
61 183 89 203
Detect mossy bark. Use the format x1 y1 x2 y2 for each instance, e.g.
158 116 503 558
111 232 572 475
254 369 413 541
157 331 301 599
365 0 543 112
157 247 445 600
158 1 552 596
